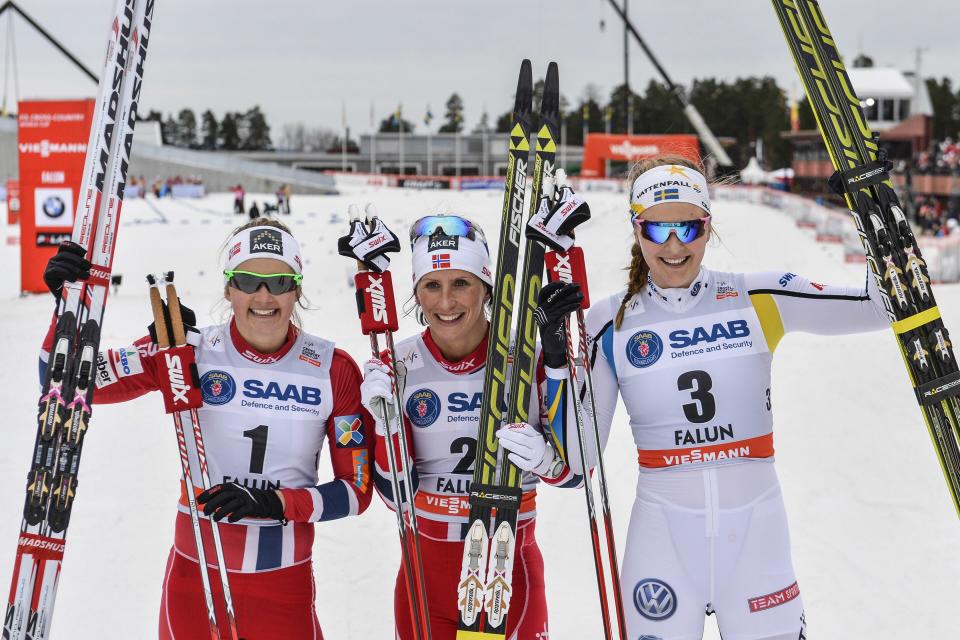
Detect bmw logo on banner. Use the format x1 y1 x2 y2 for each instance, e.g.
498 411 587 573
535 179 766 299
633 578 677 621
33 187 74 228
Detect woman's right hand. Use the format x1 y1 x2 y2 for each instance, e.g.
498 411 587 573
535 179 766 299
43 241 90 299
361 358 396 432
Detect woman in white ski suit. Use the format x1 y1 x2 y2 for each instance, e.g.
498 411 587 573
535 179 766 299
576 156 889 640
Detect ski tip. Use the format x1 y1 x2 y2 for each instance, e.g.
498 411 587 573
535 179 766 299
543 62 559 113
165 270 175 283
514 59 533 113
146 273 156 285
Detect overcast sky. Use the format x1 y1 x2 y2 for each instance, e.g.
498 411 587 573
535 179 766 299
4 0 957 137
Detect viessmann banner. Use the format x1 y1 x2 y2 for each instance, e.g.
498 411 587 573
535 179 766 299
18 99 95 294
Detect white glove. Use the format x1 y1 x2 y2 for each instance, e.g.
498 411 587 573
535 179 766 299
360 359 396 434
496 422 556 475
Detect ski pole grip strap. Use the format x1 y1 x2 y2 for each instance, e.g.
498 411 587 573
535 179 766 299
892 306 941 334
916 372 960 406
545 247 591 308
830 160 891 195
354 271 399 335
156 345 203 413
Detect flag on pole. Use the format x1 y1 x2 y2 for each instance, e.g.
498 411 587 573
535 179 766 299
392 103 403 127
424 105 433 127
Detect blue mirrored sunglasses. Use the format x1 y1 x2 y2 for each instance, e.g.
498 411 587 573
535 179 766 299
634 216 711 245
409 214 487 247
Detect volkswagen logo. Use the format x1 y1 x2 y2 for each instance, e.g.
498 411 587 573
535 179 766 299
633 578 677 621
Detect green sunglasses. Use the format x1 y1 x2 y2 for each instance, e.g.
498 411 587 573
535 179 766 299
224 269 303 295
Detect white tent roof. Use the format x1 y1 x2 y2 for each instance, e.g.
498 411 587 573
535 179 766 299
848 67 914 98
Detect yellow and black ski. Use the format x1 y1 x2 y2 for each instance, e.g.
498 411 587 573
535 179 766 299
455 60 559 639
772 0 960 514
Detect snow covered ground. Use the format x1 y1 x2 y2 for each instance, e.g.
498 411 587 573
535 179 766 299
0 187 958 639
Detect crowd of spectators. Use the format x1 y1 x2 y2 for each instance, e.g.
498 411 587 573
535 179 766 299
914 194 960 236
128 175 205 198
914 137 960 175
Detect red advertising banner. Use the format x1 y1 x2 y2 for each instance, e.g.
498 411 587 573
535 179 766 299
6 180 18 225
581 133 701 178
18 99 94 294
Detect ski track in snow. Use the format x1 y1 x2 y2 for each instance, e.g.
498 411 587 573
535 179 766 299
0 189 958 639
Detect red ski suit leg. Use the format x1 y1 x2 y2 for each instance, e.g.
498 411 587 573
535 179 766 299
158 548 323 639
394 522 548 640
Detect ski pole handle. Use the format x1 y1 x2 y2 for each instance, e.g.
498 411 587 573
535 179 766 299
545 246 591 309
147 274 171 349
354 270 399 335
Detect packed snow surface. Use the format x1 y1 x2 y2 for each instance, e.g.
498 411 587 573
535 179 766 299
0 187 958 639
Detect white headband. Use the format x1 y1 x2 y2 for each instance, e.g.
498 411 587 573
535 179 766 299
412 233 493 288
225 225 303 274
630 164 710 220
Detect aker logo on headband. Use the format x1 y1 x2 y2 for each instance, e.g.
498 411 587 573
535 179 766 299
429 235 459 252
250 228 283 256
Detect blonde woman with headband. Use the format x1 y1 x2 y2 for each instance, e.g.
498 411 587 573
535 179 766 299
561 155 889 639
39 218 373 638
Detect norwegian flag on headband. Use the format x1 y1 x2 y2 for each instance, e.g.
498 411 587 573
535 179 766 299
432 253 451 269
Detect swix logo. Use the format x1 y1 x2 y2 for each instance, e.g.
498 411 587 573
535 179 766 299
366 275 389 324
610 141 659 159
240 350 281 364
165 353 190 405
508 159 528 246
438 358 478 374
551 253 573 283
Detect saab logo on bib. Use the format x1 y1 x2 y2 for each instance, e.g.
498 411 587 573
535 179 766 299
634 578 677 621
407 389 441 427
626 330 663 368
669 320 750 348
250 228 283 255
201 370 236 405
243 380 322 405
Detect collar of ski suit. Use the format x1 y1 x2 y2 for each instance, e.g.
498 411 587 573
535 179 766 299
229 319 299 364
422 328 488 375
645 268 709 314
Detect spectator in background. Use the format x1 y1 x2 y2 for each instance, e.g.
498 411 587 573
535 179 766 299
233 184 246 215
248 201 260 220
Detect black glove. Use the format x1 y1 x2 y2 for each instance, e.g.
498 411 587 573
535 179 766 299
147 299 198 345
43 241 90 299
535 281 584 368
337 215 401 273
197 481 285 524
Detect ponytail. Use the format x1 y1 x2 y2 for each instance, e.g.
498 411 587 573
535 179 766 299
614 240 648 329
